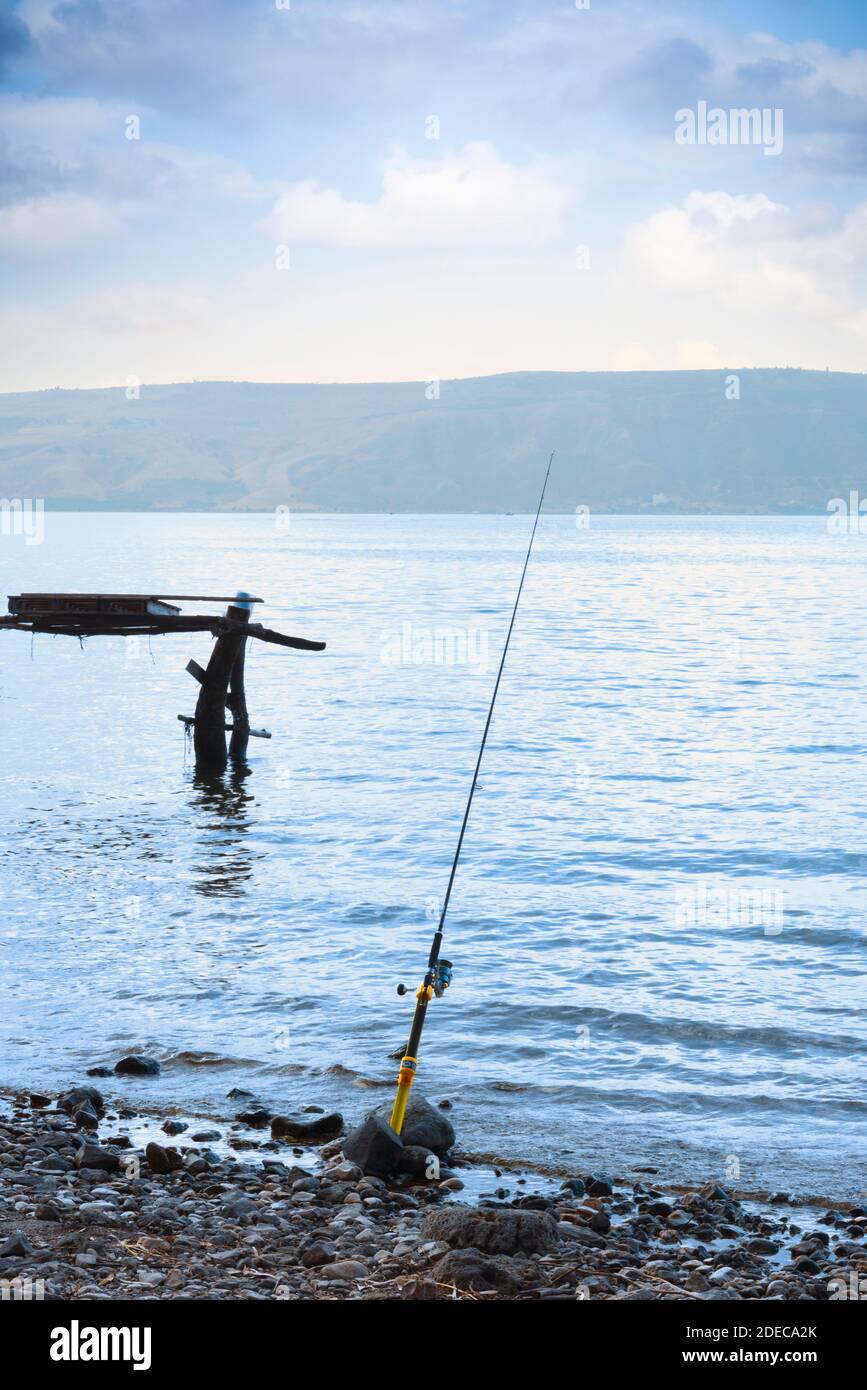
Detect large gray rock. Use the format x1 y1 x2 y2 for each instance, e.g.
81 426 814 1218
57 1086 105 1118
342 1113 404 1177
270 1112 343 1142
433 1247 527 1293
146 1142 183 1174
0 1232 33 1259
71 1102 100 1131
397 1145 439 1179
115 1055 160 1076
74 1144 120 1173
421 1205 559 1256
375 1096 455 1156
237 1108 272 1129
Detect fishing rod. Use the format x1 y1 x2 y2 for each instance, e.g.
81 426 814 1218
389 450 555 1134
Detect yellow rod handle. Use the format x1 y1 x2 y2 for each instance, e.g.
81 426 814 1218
389 1058 416 1134
390 980 433 1133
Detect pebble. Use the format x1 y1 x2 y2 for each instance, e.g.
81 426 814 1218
319 1260 369 1281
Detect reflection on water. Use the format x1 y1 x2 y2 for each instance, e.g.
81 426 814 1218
188 762 257 899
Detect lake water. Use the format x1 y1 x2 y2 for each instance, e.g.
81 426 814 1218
1 513 865 1199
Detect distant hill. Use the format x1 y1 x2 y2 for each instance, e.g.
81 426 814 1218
0 369 864 512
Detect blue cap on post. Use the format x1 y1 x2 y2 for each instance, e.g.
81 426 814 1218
233 590 254 613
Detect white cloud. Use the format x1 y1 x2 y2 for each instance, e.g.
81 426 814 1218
16 0 63 36
82 284 213 335
0 192 127 255
609 341 657 371
610 338 729 370
672 337 726 368
261 142 567 247
0 93 272 261
625 191 781 291
131 141 276 204
623 188 867 342
0 94 127 151
716 31 867 110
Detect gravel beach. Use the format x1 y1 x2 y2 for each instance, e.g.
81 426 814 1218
1 1085 864 1302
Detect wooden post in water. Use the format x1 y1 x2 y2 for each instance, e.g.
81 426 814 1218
193 592 252 771
0 589 324 764
227 593 252 761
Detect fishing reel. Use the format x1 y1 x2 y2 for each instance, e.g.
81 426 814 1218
433 958 453 997
396 959 453 998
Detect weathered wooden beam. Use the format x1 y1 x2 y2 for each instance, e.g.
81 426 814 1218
153 595 264 603
237 621 326 651
1 614 220 633
11 592 264 606
227 619 251 760
178 715 271 739
0 622 181 637
0 612 326 650
185 658 208 684
9 594 180 617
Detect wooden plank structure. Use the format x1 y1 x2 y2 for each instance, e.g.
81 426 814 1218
0 591 325 772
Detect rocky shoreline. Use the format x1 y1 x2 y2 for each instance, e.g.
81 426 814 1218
1 1083 864 1301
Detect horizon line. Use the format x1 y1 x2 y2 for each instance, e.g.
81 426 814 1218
3 365 865 398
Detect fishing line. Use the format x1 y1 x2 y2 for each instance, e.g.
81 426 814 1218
389 450 555 1132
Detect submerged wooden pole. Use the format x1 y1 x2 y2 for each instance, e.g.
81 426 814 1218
193 593 252 771
227 595 252 761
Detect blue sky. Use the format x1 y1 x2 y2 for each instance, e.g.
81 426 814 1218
1 0 866 389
